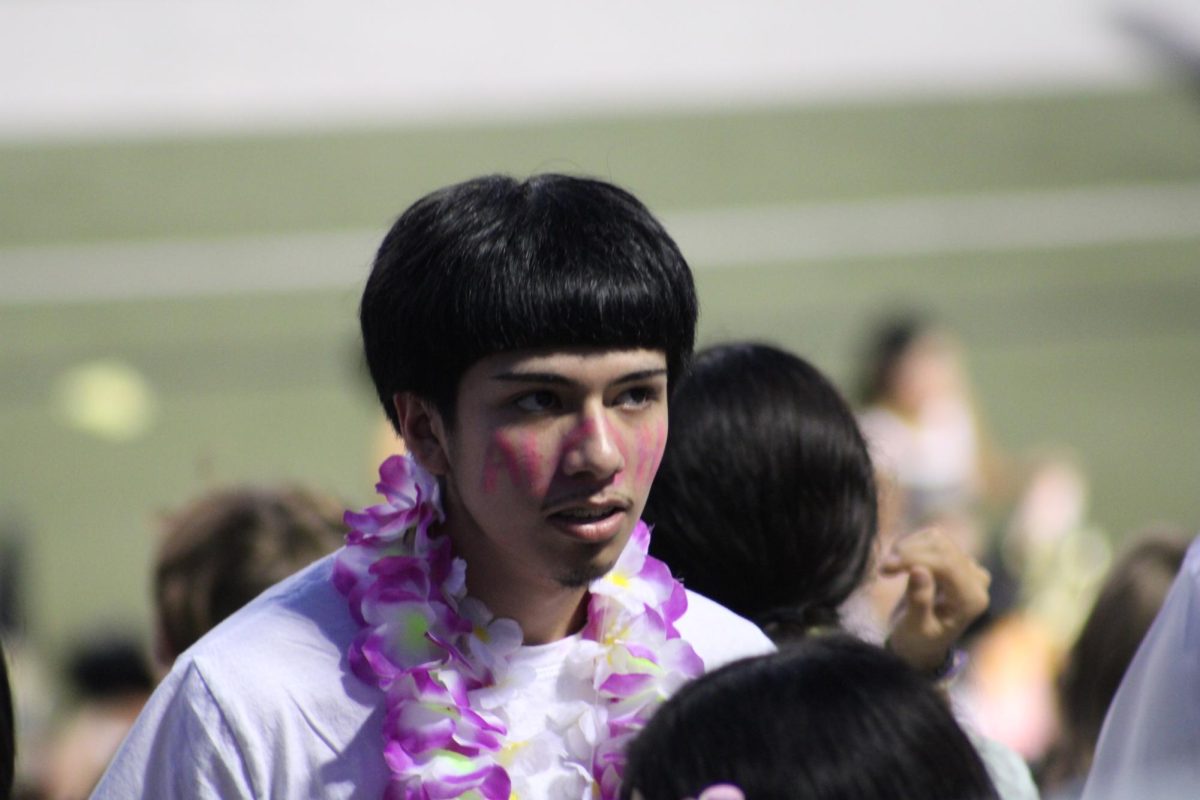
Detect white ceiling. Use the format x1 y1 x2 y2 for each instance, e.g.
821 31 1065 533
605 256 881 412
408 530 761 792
1 0 1194 140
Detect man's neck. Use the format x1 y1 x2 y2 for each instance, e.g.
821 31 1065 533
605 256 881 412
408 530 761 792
435 521 590 646
469 570 589 646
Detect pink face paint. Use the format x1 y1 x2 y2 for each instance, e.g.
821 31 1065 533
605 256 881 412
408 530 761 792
519 431 544 493
480 435 527 494
633 425 654 485
480 441 502 494
634 420 668 485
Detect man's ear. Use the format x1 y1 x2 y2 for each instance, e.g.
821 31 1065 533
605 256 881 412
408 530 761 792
393 392 450 476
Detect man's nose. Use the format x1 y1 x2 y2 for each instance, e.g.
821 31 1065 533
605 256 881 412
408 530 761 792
561 407 625 479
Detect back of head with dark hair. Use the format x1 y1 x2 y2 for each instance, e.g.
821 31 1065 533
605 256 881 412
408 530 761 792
66 632 154 701
360 173 698 429
154 486 347 665
1041 530 1189 792
623 635 999 800
644 343 877 634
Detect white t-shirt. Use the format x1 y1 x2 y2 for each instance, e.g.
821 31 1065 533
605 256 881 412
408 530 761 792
90 551 773 799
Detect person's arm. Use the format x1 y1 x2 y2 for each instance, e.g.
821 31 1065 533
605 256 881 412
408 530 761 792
90 661 256 799
880 527 990 674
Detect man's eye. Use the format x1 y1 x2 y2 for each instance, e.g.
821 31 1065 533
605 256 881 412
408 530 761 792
514 391 560 412
615 386 657 409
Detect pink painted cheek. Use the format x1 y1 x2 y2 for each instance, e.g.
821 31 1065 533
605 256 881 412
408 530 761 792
632 420 668 486
518 431 551 494
479 434 528 494
480 431 555 495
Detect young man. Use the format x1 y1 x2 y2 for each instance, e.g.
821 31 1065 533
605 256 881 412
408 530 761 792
92 174 773 799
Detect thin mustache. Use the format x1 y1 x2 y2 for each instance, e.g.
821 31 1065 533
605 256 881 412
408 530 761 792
542 493 632 514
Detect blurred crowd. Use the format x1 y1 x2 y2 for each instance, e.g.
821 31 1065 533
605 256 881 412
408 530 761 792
1 487 348 799
0 311 1193 800
840 316 1190 798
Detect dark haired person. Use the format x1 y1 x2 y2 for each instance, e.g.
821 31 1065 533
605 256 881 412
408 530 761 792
855 316 1009 559
622 636 1000 800
645 343 987 669
93 175 771 799
643 343 1036 799
38 634 154 800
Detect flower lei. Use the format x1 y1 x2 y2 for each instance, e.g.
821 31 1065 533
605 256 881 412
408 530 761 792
334 455 703 800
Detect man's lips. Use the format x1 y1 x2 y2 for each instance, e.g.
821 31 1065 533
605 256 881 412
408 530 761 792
544 498 631 542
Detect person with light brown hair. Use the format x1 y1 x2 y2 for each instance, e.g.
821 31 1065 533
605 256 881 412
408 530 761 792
152 485 347 670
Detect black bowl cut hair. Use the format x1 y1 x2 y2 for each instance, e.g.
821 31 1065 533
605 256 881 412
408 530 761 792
361 173 698 430
622 636 999 800
644 343 877 634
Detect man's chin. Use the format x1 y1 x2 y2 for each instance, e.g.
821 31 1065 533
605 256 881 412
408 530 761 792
552 524 634 588
556 558 617 589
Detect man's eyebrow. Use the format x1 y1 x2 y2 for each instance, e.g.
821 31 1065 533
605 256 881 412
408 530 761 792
489 368 668 385
490 372 572 385
611 368 668 384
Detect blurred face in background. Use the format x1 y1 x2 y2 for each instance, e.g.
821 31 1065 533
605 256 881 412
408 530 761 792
888 331 964 416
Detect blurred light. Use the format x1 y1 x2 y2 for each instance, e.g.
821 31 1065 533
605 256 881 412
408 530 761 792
53 359 158 442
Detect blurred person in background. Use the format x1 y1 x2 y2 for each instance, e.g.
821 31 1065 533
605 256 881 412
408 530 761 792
621 636 1000 800
1079 532 1200 800
955 455 1112 764
852 315 1089 766
643 342 1037 799
0 528 53 799
993 453 1110 646
852 316 1003 682
856 314 1011 558
38 486 344 799
1039 529 1189 799
36 634 153 800
152 485 346 671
